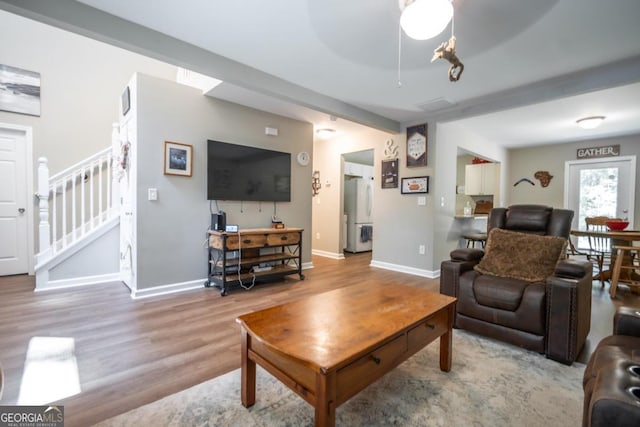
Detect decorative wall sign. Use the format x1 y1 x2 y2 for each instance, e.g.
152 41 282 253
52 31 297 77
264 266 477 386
576 144 620 159
401 176 429 194
381 159 398 189
384 138 398 159
406 123 427 167
164 141 193 177
0 64 41 116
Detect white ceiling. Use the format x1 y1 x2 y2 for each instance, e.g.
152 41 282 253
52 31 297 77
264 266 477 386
3 0 640 147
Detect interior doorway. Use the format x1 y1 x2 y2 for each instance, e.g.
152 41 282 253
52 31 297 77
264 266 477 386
342 149 374 254
0 123 33 276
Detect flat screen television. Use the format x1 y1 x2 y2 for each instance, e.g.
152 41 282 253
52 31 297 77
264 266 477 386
207 139 291 202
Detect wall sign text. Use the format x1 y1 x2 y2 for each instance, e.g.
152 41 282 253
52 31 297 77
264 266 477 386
576 144 620 159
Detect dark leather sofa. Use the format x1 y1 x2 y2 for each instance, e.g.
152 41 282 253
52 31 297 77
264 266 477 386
583 306 640 427
440 204 592 364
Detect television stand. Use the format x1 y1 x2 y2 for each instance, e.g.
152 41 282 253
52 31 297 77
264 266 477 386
205 227 304 296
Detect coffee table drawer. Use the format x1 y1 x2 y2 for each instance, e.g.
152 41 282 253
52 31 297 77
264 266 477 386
408 309 449 351
336 334 407 403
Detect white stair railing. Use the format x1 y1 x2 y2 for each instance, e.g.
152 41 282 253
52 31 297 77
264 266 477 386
36 124 121 264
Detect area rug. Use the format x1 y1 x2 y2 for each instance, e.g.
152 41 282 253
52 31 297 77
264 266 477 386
96 330 585 426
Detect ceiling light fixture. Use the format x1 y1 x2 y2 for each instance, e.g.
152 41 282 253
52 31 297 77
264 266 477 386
316 128 336 139
576 116 606 130
399 0 453 40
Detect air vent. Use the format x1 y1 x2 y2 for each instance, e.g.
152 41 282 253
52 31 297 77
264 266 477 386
417 97 455 112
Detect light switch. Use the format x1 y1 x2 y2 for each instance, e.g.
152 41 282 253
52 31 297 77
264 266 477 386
148 188 158 201
417 196 426 206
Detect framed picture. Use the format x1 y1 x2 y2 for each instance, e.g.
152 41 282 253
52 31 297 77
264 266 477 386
0 64 41 116
401 176 429 194
164 141 193 177
381 159 398 189
406 123 427 167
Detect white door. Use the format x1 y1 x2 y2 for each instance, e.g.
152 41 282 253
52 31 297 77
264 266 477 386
565 156 636 247
0 126 29 275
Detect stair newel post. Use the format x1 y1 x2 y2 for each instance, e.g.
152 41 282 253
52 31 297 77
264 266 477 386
110 122 120 217
36 157 51 262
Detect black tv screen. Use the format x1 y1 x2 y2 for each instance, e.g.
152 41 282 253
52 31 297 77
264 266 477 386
207 140 291 202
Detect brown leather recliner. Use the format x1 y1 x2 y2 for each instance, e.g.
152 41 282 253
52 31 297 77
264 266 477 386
440 204 592 364
583 306 640 426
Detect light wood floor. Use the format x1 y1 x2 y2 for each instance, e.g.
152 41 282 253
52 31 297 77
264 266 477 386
0 253 638 426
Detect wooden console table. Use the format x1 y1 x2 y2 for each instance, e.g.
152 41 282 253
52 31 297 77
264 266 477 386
206 227 304 296
237 282 457 426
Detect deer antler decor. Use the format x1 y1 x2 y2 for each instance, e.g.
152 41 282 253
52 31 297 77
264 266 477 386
431 35 464 81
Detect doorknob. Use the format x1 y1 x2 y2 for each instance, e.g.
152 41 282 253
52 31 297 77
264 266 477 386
18 208 25 214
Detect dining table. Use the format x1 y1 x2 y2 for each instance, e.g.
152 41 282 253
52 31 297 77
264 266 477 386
569 228 640 284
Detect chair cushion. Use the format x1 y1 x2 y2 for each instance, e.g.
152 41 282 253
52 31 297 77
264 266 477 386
474 228 567 282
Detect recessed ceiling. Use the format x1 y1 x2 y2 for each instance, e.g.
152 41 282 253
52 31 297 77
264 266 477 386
4 0 639 147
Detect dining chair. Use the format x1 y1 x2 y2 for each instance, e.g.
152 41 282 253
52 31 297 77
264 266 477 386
584 216 621 286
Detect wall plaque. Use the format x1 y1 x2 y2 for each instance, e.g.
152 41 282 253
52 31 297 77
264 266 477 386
576 144 620 159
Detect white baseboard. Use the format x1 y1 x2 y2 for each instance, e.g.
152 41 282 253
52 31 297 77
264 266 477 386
312 249 345 260
34 273 121 292
131 279 205 299
369 260 440 279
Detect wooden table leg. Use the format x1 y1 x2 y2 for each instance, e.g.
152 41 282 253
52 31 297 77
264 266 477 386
314 371 336 427
241 328 256 407
440 306 454 372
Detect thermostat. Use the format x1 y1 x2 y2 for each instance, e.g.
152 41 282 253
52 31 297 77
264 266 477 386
225 224 238 232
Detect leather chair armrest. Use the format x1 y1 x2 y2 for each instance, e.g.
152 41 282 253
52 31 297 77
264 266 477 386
613 306 640 337
450 248 484 262
440 258 478 298
554 259 591 279
545 270 592 364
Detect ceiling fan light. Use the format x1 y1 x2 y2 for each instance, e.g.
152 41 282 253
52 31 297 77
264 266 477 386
576 116 605 129
400 0 453 40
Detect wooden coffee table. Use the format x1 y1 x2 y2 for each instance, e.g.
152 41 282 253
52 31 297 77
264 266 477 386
236 281 457 426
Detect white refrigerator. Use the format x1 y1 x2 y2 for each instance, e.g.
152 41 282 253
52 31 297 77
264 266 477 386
344 178 373 252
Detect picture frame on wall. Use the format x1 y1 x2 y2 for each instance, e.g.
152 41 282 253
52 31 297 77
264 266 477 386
381 159 398 189
406 123 427 167
164 141 193 177
0 64 41 116
401 176 429 194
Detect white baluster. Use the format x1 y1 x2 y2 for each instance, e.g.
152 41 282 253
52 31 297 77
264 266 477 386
61 177 67 248
106 153 112 218
111 122 120 217
98 155 103 224
81 165 86 233
72 171 77 242
52 182 57 255
89 162 94 229
36 158 51 262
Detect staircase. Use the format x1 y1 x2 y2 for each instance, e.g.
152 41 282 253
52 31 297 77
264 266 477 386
34 124 122 290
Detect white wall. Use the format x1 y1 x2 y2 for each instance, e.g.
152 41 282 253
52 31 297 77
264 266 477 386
0 10 177 174
133 74 313 290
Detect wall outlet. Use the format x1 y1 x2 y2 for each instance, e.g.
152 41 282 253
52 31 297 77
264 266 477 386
419 244 425 255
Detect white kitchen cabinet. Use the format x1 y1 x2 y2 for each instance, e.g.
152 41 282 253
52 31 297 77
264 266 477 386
464 163 499 196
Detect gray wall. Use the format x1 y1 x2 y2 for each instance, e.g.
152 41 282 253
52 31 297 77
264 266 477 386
134 74 313 290
507 134 639 218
